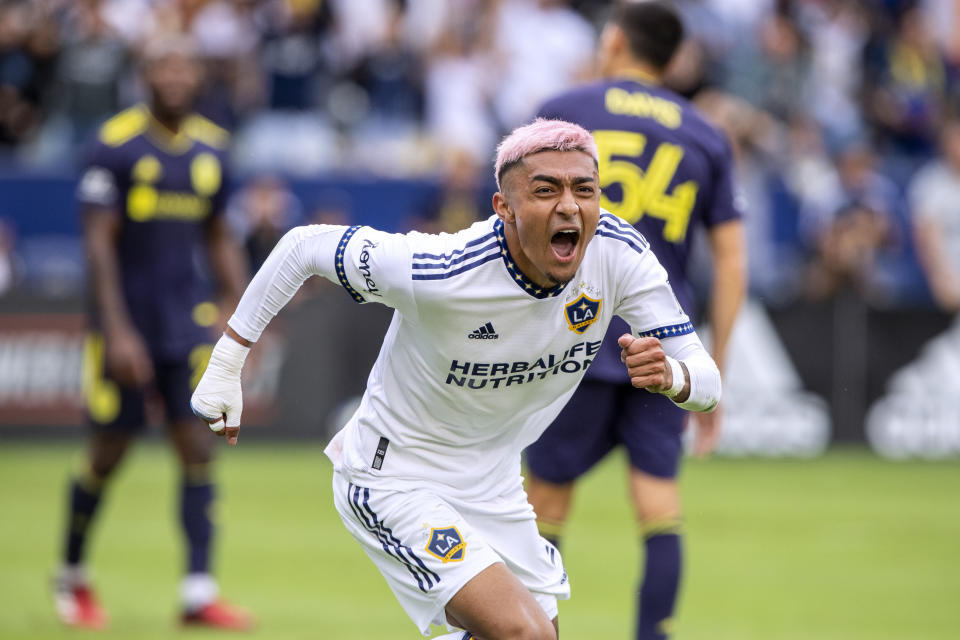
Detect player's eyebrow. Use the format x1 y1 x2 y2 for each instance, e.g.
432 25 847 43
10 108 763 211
530 175 596 186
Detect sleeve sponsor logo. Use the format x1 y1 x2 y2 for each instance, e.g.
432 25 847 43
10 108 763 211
77 166 118 205
357 239 380 296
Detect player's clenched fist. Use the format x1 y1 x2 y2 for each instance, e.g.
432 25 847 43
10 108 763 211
190 333 249 445
618 334 689 400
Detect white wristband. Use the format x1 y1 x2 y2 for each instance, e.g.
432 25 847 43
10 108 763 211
664 356 686 398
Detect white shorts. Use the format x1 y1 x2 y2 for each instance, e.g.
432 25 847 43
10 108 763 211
331 470 570 636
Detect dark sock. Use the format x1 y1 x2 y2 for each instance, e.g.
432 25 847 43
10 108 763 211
637 531 682 640
64 474 104 566
180 479 215 574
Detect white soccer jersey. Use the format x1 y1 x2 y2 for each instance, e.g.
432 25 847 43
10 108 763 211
315 212 698 500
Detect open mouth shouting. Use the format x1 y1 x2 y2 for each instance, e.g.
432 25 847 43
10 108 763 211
550 227 582 263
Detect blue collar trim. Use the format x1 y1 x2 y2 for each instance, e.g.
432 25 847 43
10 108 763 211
494 218 568 299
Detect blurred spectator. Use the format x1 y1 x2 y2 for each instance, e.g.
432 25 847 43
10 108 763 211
348 0 422 126
99 0 156 47
343 0 428 174
797 0 869 146
55 0 130 144
673 0 734 77
695 90 793 301
862 4 948 177
491 0 595 129
227 174 303 271
423 4 496 166
923 0 960 65
908 118 960 312
0 1 59 148
783 116 846 237
188 0 263 127
723 7 810 121
259 0 334 111
801 141 903 301
328 0 393 68
702 0 774 34
663 37 711 100
418 150 489 234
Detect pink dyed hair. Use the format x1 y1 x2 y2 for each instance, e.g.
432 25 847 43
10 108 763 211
494 118 599 189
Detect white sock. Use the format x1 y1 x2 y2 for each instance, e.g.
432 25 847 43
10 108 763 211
431 633 471 639
180 573 219 612
57 564 89 587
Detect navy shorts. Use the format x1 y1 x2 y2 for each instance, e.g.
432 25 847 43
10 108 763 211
526 379 689 482
84 336 213 432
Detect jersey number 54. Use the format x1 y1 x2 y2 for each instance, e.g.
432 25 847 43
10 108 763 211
592 130 698 243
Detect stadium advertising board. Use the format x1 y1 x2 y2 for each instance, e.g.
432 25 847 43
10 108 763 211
0 312 279 428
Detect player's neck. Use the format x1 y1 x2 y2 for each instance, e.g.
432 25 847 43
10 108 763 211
608 62 662 86
148 106 186 136
502 223 555 289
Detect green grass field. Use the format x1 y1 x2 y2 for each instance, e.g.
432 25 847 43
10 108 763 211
1 441 958 639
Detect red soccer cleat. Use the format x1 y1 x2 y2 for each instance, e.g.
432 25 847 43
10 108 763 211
181 599 255 631
54 581 108 630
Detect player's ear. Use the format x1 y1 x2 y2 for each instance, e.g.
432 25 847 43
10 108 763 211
493 191 515 223
600 23 627 67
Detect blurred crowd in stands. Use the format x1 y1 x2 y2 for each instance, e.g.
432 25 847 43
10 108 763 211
1 0 960 313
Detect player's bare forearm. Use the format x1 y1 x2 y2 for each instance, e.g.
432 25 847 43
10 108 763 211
224 325 252 347
84 209 134 335
206 216 248 313
708 219 747 371
84 208 154 385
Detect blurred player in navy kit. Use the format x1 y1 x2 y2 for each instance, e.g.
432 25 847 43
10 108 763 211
526 3 746 639
53 35 251 630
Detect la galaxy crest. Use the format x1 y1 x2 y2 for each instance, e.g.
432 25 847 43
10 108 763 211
565 294 601 334
425 526 466 563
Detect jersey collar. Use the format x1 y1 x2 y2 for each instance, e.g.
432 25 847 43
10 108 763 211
143 105 194 155
615 69 661 86
493 218 568 299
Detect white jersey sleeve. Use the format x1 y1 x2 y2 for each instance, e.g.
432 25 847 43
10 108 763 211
605 222 721 411
333 225 417 318
227 224 415 342
611 234 692 339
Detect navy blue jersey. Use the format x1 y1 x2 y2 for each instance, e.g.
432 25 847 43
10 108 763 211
537 77 742 382
77 104 231 361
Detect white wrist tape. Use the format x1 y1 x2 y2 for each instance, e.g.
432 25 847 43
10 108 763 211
664 356 686 398
209 331 250 375
190 333 249 431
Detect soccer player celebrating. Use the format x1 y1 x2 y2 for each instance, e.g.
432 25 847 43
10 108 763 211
526 3 747 639
54 37 251 630
191 118 721 639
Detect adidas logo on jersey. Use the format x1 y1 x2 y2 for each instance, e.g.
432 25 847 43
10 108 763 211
468 322 499 340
